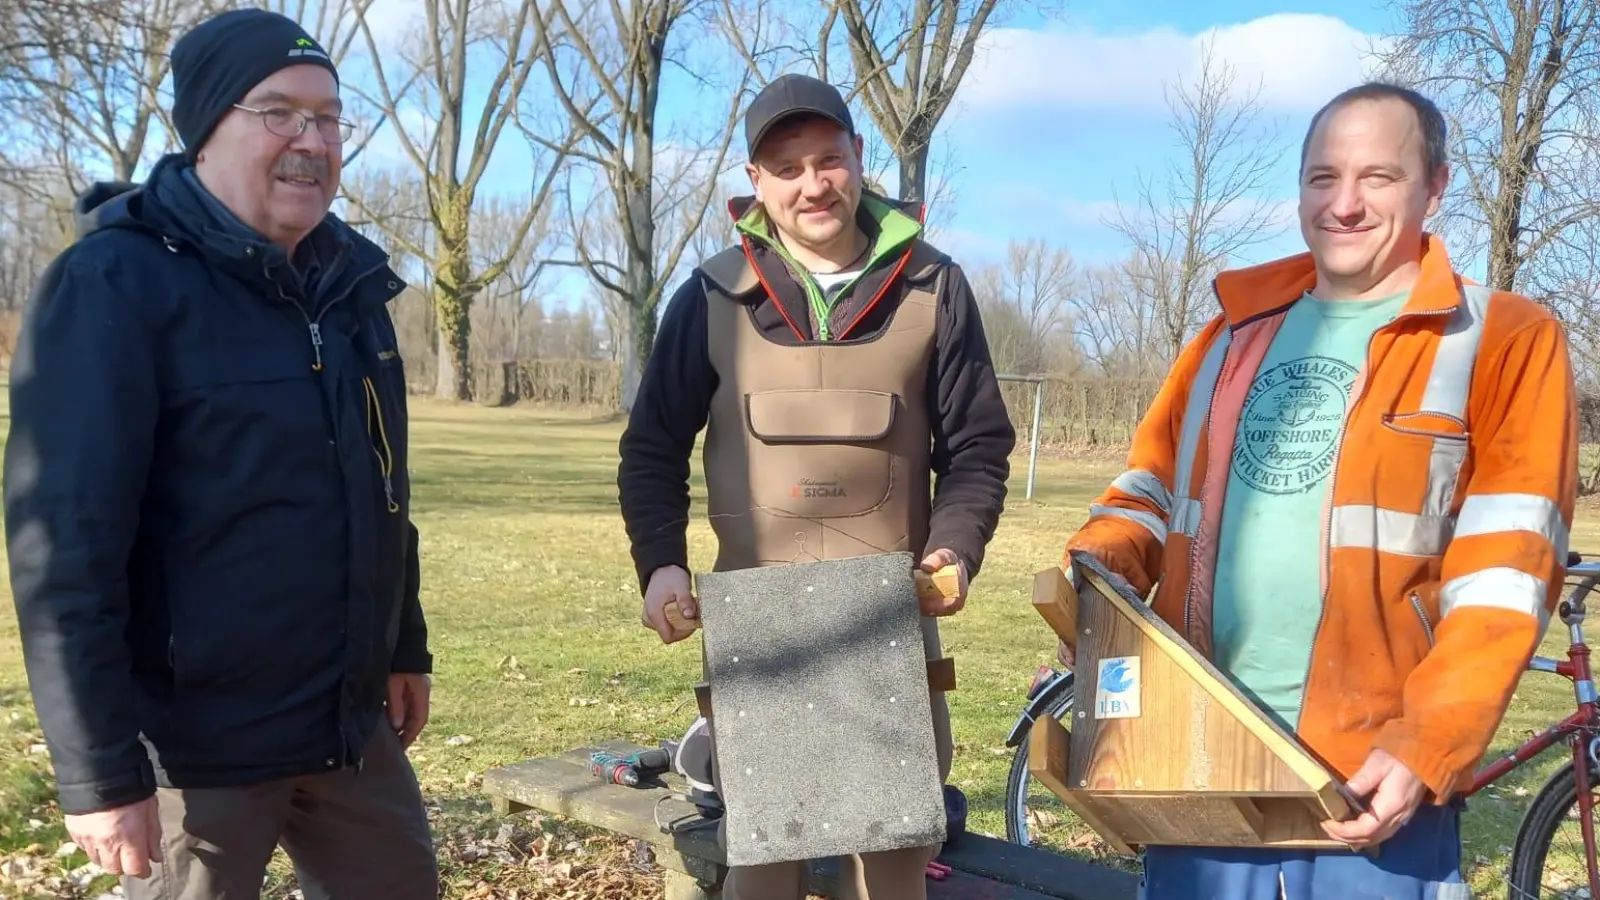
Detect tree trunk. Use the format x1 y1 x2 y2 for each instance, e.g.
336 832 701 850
1487 197 1524 293
898 141 930 203
620 242 663 411
433 281 472 401
432 223 474 400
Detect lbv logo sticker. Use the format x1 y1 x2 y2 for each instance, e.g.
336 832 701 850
1094 656 1141 719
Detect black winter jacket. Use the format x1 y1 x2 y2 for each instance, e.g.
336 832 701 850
4 153 429 815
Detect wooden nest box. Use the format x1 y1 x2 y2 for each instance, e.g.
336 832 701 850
1028 550 1365 854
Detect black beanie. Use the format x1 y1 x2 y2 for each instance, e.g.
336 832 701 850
170 8 341 157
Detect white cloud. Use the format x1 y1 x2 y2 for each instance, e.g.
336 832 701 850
956 13 1388 117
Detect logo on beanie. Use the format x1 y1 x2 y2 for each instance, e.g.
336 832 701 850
287 36 329 60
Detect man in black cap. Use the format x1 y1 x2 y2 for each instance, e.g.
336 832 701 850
5 8 435 898
618 73 1015 899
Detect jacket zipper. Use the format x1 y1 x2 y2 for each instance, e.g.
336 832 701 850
363 377 400 513
1410 592 1436 647
277 282 335 371
1300 305 1454 697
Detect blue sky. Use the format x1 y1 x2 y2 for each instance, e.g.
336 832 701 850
406 0 1416 306
181 0 1445 305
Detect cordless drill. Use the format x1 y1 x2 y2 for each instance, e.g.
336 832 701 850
590 748 671 786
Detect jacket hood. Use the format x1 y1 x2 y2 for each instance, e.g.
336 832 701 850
73 179 146 240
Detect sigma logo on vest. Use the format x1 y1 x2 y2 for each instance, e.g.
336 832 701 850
1094 656 1141 719
791 476 847 499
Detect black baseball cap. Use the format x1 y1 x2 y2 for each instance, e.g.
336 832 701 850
745 73 855 158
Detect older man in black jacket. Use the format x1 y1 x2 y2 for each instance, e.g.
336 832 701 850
4 9 435 899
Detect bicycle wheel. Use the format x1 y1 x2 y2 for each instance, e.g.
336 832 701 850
1507 754 1600 899
1003 675 1076 845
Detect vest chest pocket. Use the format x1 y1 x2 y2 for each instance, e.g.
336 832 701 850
744 389 898 520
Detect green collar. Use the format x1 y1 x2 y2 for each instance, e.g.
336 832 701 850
734 194 921 340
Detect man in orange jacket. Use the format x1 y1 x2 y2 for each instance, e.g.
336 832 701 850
1059 82 1577 898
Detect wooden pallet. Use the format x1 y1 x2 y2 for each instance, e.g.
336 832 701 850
1029 551 1364 853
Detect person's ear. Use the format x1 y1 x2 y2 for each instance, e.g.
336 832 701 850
1425 164 1450 218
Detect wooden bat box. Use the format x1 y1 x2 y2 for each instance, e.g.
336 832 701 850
1027 550 1365 854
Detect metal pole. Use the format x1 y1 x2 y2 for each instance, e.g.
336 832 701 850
1027 379 1043 500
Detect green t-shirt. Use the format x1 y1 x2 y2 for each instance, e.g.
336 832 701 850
1211 290 1408 731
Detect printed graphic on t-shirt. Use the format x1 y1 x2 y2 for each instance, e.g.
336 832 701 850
1231 355 1356 496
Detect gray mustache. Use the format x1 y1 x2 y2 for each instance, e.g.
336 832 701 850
275 156 331 181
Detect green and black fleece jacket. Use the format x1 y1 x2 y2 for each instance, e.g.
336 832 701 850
618 191 1017 593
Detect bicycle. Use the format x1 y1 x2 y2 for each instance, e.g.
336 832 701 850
1000 552 1600 898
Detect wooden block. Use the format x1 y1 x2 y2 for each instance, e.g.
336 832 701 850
1025 712 1135 856
917 564 962 605
666 600 698 633
1032 567 1079 654
926 657 957 692
665 563 962 634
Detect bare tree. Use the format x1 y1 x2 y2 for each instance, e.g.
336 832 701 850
970 238 1076 375
816 0 1008 203
531 0 756 409
1106 39 1287 367
1072 257 1166 378
1376 0 1600 294
0 0 196 196
349 0 578 400
471 193 552 364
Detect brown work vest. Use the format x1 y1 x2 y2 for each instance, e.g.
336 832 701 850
698 243 946 573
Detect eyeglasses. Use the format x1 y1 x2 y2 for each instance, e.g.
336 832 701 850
232 103 356 143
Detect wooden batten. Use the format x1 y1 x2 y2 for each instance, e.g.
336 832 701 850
925 657 957 693
1032 567 1080 655
1026 553 1364 851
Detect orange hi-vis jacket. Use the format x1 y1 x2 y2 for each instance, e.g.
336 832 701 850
1064 235 1579 802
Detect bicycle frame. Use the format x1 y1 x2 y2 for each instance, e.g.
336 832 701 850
1457 560 1600 894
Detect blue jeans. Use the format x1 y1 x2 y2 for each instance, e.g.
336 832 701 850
1137 800 1471 899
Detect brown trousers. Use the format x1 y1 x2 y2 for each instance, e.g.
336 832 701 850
716 617 956 900
122 725 438 900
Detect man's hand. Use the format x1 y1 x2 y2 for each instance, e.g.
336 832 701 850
919 549 969 617
1321 748 1429 849
65 796 162 878
1056 640 1075 670
643 565 698 644
387 673 431 747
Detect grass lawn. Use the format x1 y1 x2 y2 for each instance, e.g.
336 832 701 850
1 396 1598 898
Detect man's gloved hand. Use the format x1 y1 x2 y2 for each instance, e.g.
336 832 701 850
642 565 698 644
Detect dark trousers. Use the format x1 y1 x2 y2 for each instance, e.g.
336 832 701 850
123 725 438 900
